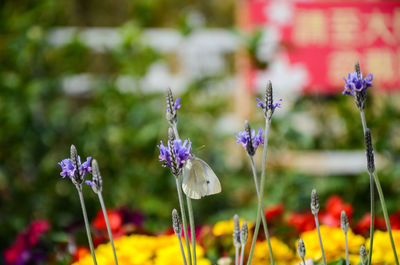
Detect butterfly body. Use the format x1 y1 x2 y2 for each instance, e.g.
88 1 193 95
182 157 221 199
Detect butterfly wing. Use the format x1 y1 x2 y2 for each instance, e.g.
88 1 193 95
182 158 208 199
196 157 221 196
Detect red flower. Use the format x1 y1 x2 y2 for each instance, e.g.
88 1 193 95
287 213 315 233
390 212 400 230
318 195 353 228
325 195 353 219
4 220 50 264
265 204 284 221
354 213 386 235
93 210 123 232
73 246 90 261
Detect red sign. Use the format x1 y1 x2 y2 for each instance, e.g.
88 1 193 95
248 0 400 93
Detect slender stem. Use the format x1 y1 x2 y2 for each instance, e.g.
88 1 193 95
77 185 97 265
249 155 274 262
98 192 119 265
344 232 349 265
360 111 367 134
235 246 240 265
171 123 192 265
373 172 399 265
240 244 245 265
314 214 327 265
176 178 193 265
301 257 306 265
367 172 375 265
247 118 274 265
186 197 197 265
177 235 188 265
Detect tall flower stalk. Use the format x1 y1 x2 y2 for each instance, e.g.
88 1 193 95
58 145 97 265
343 62 399 265
245 81 281 265
235 120 274 264
158 88 193 265
311 189 326 265
85 159 119 265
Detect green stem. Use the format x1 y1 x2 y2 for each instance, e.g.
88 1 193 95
176 177 192 265
77 185 97 265
314 214 327 265
344 232 349 265
249 155 274 263
235 246 240 265
367 172 375 265
301 257 306 265
360 110 376 265
240 244 245 265
186 197 197 265
98 192 119 265
247 118 274 265
177 234 188 265
373 172 399 265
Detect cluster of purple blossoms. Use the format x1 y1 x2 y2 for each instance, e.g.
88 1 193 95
256 97 282 113
235 128 264 155
157 139 192 169
58 156 92 180
342 71 373 97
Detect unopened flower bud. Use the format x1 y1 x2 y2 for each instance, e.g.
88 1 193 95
310 189 320 215
240 221 248 245
365 128 375 173
360 245 367 265
245 121 255 156
233 214 241 247
297 238 306 259
341 210 349 233
172 209 181 235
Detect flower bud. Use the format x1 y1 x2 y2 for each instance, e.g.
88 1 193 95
341 210 349 233
297 238 306 259
310 189 320 215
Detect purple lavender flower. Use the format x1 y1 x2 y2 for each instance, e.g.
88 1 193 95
85 159 102 193
157 139 192 169
165 98 181 112
235 127 264 154
342 71 373 97
256 97 282 113
58 156 92 180
173 98 181 111
58 159 76 179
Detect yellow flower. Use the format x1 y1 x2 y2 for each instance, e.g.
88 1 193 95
72 234 211 265
253 237 295 265
213 218 252 237
365 230 400 265
300 226 364 263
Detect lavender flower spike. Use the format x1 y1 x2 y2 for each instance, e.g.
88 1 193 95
157 139 192 176
85 159 102 194
58 146 92 186
256 81 282 118
342 61 373 110
166 88 181 125
235 123 264 156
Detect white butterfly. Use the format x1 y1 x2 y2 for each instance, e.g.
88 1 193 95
182 156 221 199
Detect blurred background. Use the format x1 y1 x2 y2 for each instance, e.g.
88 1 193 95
1 0 400 263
